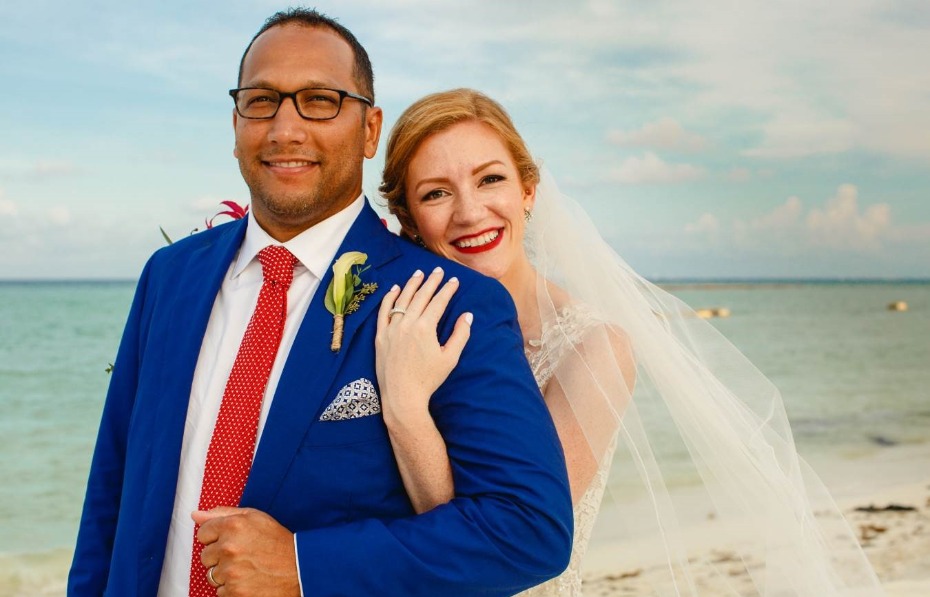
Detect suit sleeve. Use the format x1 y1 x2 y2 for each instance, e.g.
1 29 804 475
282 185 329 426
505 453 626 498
68 258 154 594
294 276 573 596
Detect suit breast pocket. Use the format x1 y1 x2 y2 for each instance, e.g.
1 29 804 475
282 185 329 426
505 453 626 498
304 411 388 447
274 418 410 524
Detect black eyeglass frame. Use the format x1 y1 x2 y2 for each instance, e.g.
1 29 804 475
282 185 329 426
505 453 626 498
228 87 374 121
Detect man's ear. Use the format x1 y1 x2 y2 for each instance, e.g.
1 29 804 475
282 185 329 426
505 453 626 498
232 110 239 159
364 106 383 159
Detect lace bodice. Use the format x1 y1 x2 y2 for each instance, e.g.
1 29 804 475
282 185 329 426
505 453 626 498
516 305 614 597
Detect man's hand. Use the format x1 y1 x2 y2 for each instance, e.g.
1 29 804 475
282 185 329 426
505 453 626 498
193 507 300 597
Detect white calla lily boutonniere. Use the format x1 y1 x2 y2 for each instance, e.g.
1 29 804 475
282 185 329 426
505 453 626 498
324 251 378 352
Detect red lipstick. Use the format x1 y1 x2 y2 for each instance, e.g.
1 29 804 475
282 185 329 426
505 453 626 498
452 228 504 254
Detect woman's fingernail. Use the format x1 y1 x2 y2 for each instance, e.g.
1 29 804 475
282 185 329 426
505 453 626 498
390 284 400 292
449 277 458 284
413 269 424 277
464 312 473 325
432 266 443 274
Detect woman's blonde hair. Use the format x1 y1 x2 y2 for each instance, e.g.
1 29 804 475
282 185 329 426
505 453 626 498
380 88 539 236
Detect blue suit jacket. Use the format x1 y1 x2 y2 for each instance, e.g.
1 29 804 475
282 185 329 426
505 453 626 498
69 202 573 596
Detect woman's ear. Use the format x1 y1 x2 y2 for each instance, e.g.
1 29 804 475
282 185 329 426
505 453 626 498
401 226 425 247
523 182 537 212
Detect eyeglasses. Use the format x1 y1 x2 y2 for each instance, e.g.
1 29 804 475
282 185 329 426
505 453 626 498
229 87 373 120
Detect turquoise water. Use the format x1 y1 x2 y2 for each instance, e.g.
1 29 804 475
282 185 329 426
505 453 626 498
0 282 135 555
0 280 928 592
670 282 930 451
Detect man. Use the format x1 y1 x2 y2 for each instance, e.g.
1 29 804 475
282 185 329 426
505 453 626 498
69 8 572 597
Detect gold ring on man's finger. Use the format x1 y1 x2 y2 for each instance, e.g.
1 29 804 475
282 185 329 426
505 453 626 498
207 565 221 587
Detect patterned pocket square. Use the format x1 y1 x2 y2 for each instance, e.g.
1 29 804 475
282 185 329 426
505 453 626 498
319 378 381 421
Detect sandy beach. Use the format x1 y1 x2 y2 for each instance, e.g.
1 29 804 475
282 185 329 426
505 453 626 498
0 446 928 596
583 442 930 596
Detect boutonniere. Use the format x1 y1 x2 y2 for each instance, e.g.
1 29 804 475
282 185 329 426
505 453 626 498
324 251 378 352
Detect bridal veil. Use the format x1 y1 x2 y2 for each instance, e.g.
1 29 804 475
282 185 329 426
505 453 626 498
526 168 885 596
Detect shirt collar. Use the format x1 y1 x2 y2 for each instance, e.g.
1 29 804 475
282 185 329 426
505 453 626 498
233 194 366 281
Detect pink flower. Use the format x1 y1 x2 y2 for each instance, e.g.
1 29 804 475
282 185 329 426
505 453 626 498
205 200 250 229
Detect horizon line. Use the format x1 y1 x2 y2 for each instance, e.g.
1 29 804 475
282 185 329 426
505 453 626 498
2 276 929 285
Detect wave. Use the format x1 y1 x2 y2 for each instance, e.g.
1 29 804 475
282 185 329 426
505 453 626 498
0 548 70 597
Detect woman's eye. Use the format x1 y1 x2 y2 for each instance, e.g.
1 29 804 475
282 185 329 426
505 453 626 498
480 174 505 185
422 189 447 202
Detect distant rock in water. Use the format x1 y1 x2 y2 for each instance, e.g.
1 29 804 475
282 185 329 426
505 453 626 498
887 301 908 311
695 307 731 319
868 435 898 447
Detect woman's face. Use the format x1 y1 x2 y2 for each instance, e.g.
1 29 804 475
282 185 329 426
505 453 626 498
404 120 535 282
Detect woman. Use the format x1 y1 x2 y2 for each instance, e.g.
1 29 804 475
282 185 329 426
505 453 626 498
375 89 884 596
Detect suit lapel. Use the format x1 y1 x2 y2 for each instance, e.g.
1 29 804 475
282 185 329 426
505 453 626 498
243 202 400 509
140 219 247 557
158 220 247 417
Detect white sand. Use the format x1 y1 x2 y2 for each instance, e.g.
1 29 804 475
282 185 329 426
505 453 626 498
2 443 927 596
583 442 930 595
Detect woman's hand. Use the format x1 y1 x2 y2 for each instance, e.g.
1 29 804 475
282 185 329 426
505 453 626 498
375 266 472 424
374 266 472 513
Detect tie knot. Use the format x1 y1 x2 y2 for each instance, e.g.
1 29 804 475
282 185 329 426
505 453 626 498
257 245 297 289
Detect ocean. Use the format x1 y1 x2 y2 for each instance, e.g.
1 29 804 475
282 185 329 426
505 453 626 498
1 279 928 595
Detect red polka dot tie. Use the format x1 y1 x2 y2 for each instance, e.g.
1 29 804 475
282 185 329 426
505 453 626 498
189 245 297 596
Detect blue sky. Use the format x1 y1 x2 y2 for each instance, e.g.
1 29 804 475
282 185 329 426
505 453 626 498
1 0 928 279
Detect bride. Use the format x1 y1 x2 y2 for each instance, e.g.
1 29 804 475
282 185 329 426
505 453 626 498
375 88 884 596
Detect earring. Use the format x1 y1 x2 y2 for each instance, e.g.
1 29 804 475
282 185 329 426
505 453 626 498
523 208 533 222
414 234 426 247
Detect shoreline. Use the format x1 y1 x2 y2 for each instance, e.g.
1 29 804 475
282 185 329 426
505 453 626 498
2 443 928 596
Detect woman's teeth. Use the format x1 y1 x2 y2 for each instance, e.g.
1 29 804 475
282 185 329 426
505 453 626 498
455 229 500 248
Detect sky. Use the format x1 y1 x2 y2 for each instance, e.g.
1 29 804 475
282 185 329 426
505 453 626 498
1 0 929 280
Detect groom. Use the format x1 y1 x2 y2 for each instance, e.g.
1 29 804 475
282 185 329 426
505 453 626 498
69 8 572 597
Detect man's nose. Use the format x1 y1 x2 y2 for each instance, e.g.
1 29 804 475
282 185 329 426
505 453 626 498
267 97 309 144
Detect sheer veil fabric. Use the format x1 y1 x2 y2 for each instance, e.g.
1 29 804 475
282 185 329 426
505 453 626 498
524 168 885 596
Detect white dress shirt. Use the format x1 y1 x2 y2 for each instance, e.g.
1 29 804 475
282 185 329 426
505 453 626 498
158 195 364 595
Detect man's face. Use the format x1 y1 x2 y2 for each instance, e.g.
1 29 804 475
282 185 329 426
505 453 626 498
234 24 382 241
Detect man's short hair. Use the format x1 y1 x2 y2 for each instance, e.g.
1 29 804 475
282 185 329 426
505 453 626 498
237 8 375 102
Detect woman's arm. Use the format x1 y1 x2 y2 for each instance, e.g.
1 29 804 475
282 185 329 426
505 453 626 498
375 267 471 513
542 324 636 504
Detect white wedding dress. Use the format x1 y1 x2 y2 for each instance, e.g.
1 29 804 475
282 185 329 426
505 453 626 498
517 304 613 597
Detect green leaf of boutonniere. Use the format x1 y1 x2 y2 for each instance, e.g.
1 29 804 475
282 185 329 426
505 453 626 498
324 251 378 351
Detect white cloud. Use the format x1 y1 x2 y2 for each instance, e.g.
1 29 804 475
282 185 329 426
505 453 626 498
743 114 859 159
33 160 77 177
0 159 78 180
607 118 708 152
46 206 72 226
190 195 227 212
754 196 804 230
731 196 805 249
547 1 930 161
892 221 930 244
609 152 705 184
684 213 721 246
1 0 928 279
726 168 752 182
805 185 891 251
686 185 914 254
0 191 17 216
362 2 930 164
